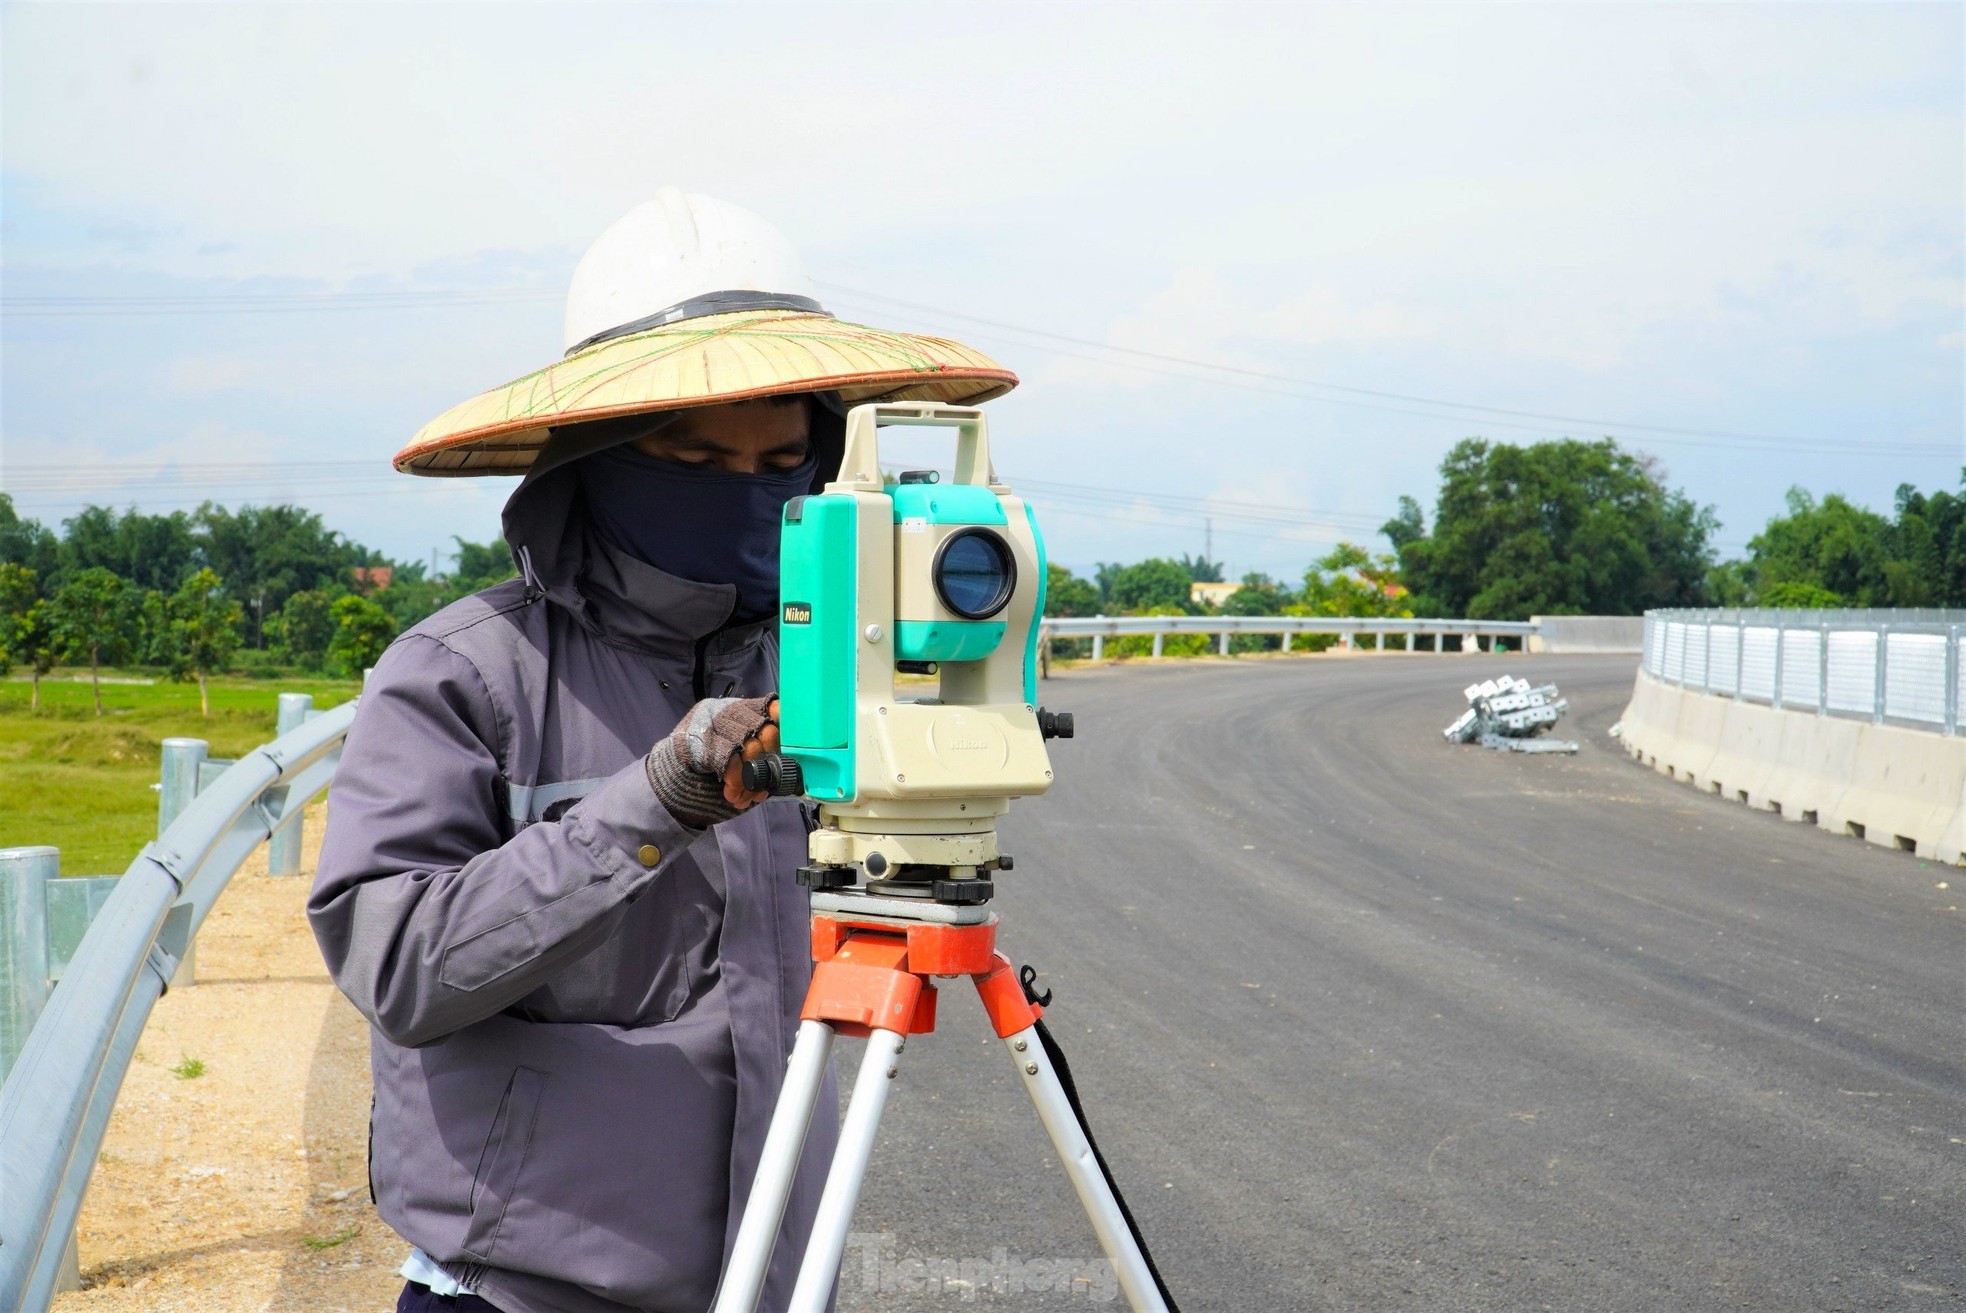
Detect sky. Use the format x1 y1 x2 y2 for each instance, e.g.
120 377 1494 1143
2 1 1960 584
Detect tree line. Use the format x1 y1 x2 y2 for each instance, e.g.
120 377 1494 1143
0 496 513 714
1376 438 1963 616
4 441 1957 711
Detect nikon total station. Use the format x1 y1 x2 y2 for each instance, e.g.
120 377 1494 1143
743 400 1074 905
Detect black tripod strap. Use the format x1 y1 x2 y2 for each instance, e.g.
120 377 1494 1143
1021 968 1181 1311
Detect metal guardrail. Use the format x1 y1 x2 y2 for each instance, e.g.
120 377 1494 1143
1641 608 1966 735
1041 614 1536 660
0 697 356 1310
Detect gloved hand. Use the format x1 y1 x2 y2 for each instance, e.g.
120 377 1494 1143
645 695 781 829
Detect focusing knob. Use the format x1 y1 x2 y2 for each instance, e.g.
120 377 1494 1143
1038 708 1075 740
740 753 804 797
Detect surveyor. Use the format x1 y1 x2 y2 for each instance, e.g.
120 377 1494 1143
308 189 1016 1313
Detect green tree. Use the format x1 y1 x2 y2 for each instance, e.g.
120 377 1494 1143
1221 575 1287 652
453 535 518 592
0 563 38 677
1043 563 1102 661
15 600 62 711
0 495 61 580
1745 489 1891 606
327 594 397 678
1391 438 1715 619
1705 559 1753 607
1105 558 1194 612
1735 481 1966 607
1177 553 1224 584
1044 563 1100 617
1757 580 1845 608
1885 481 1966 605
1380 495 1427 552
162 569 244 715
192 503 369 648
60 505 201 593
270 588 343 670
51 567 138 715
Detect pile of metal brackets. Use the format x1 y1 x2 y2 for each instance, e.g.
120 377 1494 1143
1443 675 1578 754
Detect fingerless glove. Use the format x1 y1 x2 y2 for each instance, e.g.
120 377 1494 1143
645 695 777 829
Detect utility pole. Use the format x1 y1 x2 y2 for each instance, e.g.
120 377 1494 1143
1205 517 1213 568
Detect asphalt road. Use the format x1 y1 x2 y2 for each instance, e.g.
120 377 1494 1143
825 654 1964 1313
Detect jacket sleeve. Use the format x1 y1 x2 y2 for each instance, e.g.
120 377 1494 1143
307 633 702 1047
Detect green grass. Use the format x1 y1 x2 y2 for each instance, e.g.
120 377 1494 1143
0 669 360 872
302 1224 360 1251
169 1055 206 1080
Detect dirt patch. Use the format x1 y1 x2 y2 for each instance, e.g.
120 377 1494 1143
53 804 403 1313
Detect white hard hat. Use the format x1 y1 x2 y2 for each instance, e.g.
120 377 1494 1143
562 187 821 355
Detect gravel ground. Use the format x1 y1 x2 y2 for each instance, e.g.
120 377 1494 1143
53 804 402 1313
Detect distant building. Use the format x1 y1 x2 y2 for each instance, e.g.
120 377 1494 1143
1189 580 1240 608
351 565 394 592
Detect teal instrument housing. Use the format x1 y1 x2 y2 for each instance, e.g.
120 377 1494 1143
776 493 857 801
1022 502 1047 704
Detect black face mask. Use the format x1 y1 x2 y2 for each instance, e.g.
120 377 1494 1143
577 444 817 620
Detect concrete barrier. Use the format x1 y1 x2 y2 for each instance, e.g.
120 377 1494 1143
1619 670 1966 862
1528 615 1645 654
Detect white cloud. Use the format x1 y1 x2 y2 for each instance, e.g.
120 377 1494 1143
1 2 1957 572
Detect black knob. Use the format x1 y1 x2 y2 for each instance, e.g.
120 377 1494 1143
1038 708 1075 740
740 753 804 796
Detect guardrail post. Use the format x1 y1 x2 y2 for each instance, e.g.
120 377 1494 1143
1151 632 1163 658
1734 615 1745 701
1281 631 1292 653
1947 625 1960 736
267 693 314 876
1874 622 1889 725
158 738 206 987
1218 631 1230 657
1376 630 1385 652
0 845 85 1288
1771 625 1784 711
1090 616 1104 662
1 846 58 1083
1817 619 1830 715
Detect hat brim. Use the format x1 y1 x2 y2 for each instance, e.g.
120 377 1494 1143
393 309 1017 475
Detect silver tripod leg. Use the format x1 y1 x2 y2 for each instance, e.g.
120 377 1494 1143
711 1020 837 1313
786 1027 908 1313
1004 1024 1171 1313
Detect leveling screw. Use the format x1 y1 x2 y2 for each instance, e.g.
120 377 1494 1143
1025 1063 1039 1076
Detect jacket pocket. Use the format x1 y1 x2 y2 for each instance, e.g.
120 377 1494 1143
462 1065 549 1261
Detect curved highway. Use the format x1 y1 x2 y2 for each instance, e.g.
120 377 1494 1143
830 654 1963 1312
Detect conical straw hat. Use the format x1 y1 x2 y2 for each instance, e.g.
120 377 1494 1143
394 308 1017 476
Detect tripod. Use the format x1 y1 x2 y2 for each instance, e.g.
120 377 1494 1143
709 889 1174 1313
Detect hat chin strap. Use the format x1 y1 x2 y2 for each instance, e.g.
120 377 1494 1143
567 289 828 356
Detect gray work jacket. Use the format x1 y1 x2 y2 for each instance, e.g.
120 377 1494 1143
309 451 835 1313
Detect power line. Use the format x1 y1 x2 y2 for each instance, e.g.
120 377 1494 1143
820 282 1944 456
0 288 559 317
7 282 1940 457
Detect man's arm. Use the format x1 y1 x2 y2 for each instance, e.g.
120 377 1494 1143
308 634 701 1047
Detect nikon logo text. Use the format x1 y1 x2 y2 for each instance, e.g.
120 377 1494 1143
782 602 812 625
948 736 991 750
